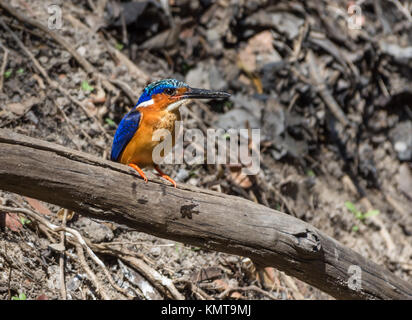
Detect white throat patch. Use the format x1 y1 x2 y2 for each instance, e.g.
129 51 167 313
137 99 154 108
166 99 190 112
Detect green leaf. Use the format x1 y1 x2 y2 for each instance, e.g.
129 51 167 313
81 80 94 92
181 62 190 74
364 209 380 218
224 101 234 109
105 118 116 127
222 133 231 140
115 42 124 51
19 217 31 225
344 201 357 214
4 69 12 79
357 213 366 220
17 68 24 75
306 169 315 177
352 225 359 232
11 292 26 300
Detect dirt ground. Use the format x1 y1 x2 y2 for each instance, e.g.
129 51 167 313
0 0 411 300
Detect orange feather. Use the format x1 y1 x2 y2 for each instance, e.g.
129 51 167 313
119 89 187 167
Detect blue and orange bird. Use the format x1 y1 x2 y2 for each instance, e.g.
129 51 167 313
111 79 230 187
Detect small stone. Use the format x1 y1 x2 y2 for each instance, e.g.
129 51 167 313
72 217 114 243
76 46 87 56
150 247 161 257
66 275 83 292
175 169 189 182
394 141 407 153
38 56 48 64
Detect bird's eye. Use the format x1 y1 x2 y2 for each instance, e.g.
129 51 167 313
164 88 176 95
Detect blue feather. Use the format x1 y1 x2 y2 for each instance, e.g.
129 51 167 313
110 110 142 161
111 79 188 162
136 79 188 106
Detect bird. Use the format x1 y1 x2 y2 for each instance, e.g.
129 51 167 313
111 79 230 187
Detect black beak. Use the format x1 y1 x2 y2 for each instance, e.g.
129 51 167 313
181 87 230 99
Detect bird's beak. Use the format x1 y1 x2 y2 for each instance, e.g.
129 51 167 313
180 87 231 100
167 87 230 112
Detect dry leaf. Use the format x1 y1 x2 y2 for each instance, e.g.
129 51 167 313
397 164 412 200
230 167 252 188
48 243 66 252
238 31 281 73
230 291 243 299
89 88 106 104
190 267 222 282
213 279 229 292
241 259 278 289
260 267 276 288
2 212 23 232
85 100 97 116
56 208 75 221
5 97 41 116
25 197 52 216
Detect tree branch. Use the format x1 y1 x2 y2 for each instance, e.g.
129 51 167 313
0 128 411 300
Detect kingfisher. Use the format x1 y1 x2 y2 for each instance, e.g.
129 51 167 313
111 79 230 187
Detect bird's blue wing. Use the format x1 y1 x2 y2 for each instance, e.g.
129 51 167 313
110 110 142 161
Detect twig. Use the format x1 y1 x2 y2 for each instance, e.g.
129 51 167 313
74 242 110 299
0 1 94 74
0 16 110 142
174 279 214 300
218 285 279 300
86 239 183 300
0 17 49 81
290 20 309 63
389 0 412 23
119 255 185 300
59 209 68 300
282 274 305 300
120 10 128 45
359 197 396 256
109 79 139 104
0 205 132 299
96 0 108 17
53 100 85 151
87 0 97 11
64 12 148 83
1 243 13 300
307 50 351 127
116 259 151 299
0 40 8 92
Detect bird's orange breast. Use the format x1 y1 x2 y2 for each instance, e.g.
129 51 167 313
119 108 181 167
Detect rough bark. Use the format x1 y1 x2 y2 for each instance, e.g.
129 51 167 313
0 129 411 300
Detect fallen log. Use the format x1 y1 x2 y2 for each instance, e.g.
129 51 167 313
0 128 411 300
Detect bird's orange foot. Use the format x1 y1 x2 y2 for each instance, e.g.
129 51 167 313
154 166 177 188
128 164 148 183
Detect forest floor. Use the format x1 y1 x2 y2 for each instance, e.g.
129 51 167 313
0 0 411 300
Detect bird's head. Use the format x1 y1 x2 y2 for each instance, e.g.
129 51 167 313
134 79 230 112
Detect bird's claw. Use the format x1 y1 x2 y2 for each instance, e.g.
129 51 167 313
128 163 148 183
155 166 177 188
